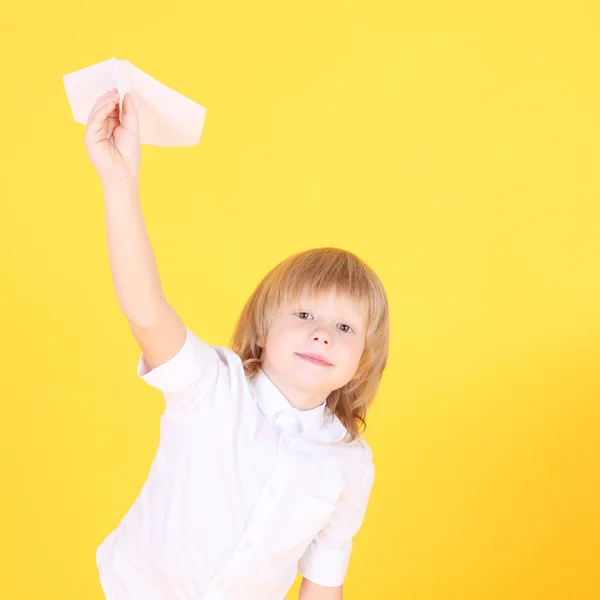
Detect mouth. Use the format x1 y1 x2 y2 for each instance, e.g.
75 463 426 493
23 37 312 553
295 353 333 367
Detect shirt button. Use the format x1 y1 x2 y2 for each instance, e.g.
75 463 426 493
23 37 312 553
268 487 278 496
216 581 225 588
243 540 253 549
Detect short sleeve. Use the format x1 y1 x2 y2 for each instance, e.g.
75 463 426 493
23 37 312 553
136 327 225 412
297 458 376 587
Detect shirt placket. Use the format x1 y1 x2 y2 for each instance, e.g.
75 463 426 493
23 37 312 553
201 411 303 599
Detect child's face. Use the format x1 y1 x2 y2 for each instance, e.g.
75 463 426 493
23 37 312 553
260 289 368 410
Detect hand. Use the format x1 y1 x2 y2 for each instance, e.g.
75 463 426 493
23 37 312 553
84 89 141 187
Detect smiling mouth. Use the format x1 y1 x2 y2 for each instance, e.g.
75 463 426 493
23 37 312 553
295 353 333 367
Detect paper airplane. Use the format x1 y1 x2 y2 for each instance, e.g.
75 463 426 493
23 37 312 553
63 57 206 147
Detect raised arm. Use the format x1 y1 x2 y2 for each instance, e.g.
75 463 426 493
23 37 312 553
103 177 187 369
102 177 166 326
85 90 186 370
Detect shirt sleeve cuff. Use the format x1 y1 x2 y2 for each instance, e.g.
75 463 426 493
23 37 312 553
297 538 352 587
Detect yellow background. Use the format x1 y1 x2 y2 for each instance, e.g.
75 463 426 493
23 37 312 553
1 1 598 598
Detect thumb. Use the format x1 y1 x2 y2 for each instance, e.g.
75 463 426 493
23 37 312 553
121 93 139 133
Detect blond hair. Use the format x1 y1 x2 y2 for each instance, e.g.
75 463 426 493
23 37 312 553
229 247 389 445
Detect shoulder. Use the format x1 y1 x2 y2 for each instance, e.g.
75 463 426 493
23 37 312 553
209 344 243 369
325 408 374 459
322 411 374 491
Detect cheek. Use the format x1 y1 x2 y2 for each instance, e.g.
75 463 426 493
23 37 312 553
266 323 296 350
334 338 359 362
348 339 366 364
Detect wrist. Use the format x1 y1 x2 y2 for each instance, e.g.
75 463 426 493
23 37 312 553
101 174 139 192
100 174 139 188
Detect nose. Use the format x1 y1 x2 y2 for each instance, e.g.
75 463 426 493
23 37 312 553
311 327 331 345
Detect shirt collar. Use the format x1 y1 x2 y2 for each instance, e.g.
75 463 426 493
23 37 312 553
250 367 328 436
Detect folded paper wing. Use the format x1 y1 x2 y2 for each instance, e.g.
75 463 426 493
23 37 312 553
63 57 206 147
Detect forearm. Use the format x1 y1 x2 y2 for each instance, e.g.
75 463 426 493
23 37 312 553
102 177 166 327
298 578 343 600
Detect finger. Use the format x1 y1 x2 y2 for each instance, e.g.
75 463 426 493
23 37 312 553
95 96 119 119
86 97 120 132
87 91 119 123
106 96 120 117
96 89 118 106
106 100 121 138
120 93 138 133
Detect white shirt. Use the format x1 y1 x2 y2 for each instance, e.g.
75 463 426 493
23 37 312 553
96 327 375 600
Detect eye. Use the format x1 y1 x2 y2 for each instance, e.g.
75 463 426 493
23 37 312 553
295 312 353 333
